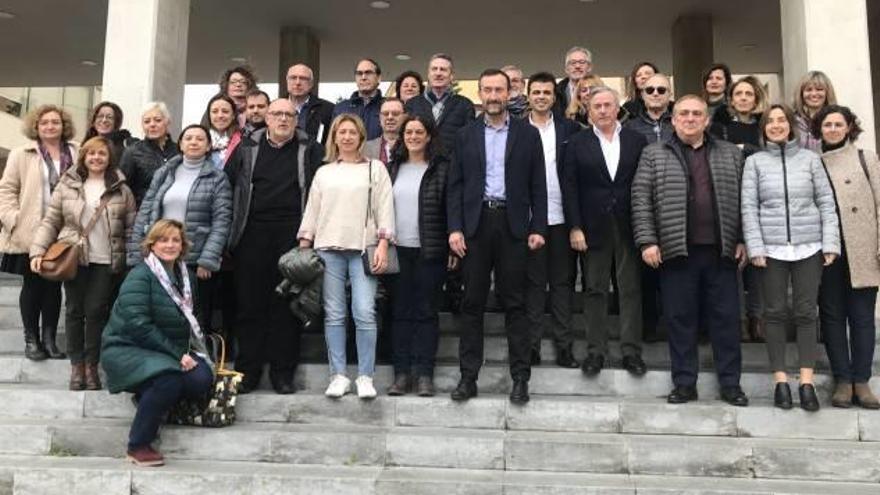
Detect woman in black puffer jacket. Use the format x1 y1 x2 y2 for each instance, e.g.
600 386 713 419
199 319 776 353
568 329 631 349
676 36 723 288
385 114 451 397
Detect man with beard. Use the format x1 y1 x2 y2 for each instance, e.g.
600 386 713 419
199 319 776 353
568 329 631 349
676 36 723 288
243 89 270 138
553 46 594 116
447 69 547 404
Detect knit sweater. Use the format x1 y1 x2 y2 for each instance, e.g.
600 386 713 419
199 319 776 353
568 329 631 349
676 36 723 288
297 159 395 251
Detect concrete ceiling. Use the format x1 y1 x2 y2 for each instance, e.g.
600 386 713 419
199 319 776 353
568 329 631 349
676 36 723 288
0 0 782 87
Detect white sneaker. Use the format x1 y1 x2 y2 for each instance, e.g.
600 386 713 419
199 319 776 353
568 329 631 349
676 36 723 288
356 375 377 400
325 374 351 398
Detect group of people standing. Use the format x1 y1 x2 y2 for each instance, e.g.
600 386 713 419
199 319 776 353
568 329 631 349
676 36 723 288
0 46 878 466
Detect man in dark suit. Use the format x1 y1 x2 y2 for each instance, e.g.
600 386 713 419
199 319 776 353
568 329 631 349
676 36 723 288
405 53 475 154
552 46 594 117
523 72 582 369
285 64 334 144
562 86 648 377
447 69 548 404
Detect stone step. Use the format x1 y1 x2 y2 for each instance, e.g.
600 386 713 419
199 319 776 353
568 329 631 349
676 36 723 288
2 357 877 400
1 418 879 482
0 328 859 373
1 456 878 495
1 385 878 442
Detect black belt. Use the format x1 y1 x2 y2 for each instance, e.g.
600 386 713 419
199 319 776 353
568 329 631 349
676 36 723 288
483 199 506 209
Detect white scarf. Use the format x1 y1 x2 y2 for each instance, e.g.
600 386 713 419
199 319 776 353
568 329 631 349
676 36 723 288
144 252 211 364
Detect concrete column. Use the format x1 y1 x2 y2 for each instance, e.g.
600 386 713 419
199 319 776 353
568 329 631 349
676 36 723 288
278 27 321 99
671 14 714 97
780 0 875 150
101 0 190 137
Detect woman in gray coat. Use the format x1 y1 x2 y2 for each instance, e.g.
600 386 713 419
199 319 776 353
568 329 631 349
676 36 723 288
128 124 232 333
741 104 840 412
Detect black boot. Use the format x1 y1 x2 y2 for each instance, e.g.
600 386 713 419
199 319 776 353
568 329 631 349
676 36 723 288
41 327 66 359
24 328 48 361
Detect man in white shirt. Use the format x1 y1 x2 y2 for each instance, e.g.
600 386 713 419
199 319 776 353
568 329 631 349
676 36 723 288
561 87 649 377
524 72 581 368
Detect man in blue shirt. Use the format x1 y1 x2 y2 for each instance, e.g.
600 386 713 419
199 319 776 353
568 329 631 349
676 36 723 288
447 69 548 404
333 58 384 140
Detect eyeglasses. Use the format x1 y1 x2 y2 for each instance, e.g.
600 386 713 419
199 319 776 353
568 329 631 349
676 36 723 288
355 70 377 77
94 114 115 122
567 59 590 67
229 78 249 86
286 75 312 82
380 111 403 117
268 111 296 120
643 86 668 95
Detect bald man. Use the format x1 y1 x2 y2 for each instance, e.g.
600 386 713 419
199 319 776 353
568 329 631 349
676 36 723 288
226 98 324 394
286 64 334 144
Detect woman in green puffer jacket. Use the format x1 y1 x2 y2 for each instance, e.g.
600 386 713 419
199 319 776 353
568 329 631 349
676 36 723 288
101 219 212 467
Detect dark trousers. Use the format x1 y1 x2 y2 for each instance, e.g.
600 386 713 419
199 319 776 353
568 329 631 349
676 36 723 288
188 266 218 334
63 264 115 364
390 247 445 377
641 265 660 335
761 252 822 371
526 224 575 351
128 356 212 450
458 207 531 381
20 269 61 331
234 219 300 387
659 246 741 388
582 217 642 357
820 255 877 383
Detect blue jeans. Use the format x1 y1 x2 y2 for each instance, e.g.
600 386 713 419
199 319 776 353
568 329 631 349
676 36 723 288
318 250 378 376
128 355 213 450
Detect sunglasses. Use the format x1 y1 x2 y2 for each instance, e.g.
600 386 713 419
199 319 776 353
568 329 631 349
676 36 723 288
644 86 668 95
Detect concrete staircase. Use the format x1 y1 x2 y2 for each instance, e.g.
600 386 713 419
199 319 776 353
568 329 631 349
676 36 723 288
0 277 878 493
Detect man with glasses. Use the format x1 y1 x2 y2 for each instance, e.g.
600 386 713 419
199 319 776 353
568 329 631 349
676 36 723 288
365 97 405 163
625 73 674 144
333 58 385 140
502 65 528 120
553 46 594 116
285 63 334 144
563 87 648 378
405 53 475 154
225 98 324 395
631 95 749 407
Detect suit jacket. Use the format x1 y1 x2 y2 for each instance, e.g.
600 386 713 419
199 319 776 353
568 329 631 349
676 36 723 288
562 126 647 249
543 116 582 222
297 95 334 145
406 92 475 154
447 117 547 240
552 77 574 118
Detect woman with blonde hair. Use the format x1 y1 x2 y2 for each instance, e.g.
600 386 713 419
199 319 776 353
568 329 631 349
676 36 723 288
0 104 78 361
119 102 178 205
298 113 394 400
101 219 213 467
30 136 136 389
793 71 837 152
565 74 604 127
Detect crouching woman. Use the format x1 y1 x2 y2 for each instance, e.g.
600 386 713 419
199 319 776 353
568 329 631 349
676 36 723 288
101 219 213 467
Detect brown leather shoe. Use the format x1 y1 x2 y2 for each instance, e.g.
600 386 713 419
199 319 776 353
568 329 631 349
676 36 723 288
854 383 880 409
831 382 853 408
416 376 435 397
69 363 85 391
387 374 410 396
84 363 102 391
126 446 164 467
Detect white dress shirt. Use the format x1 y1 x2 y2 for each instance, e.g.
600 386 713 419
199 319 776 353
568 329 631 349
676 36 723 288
594 122 622 181
530 113 564 225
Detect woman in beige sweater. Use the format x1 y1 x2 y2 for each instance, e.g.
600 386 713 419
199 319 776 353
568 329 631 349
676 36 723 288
815 105 880 409
298 114 394 400
30 136 136 390
0 105 79 361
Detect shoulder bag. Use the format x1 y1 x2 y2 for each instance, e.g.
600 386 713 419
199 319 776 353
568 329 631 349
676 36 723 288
39 196 110 281
361 160 399 275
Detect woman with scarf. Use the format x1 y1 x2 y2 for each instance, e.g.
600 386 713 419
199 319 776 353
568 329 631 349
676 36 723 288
84 101 136 164
30 136 136 390
102 219 214 467
201 94 242 170
0 104 78 361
